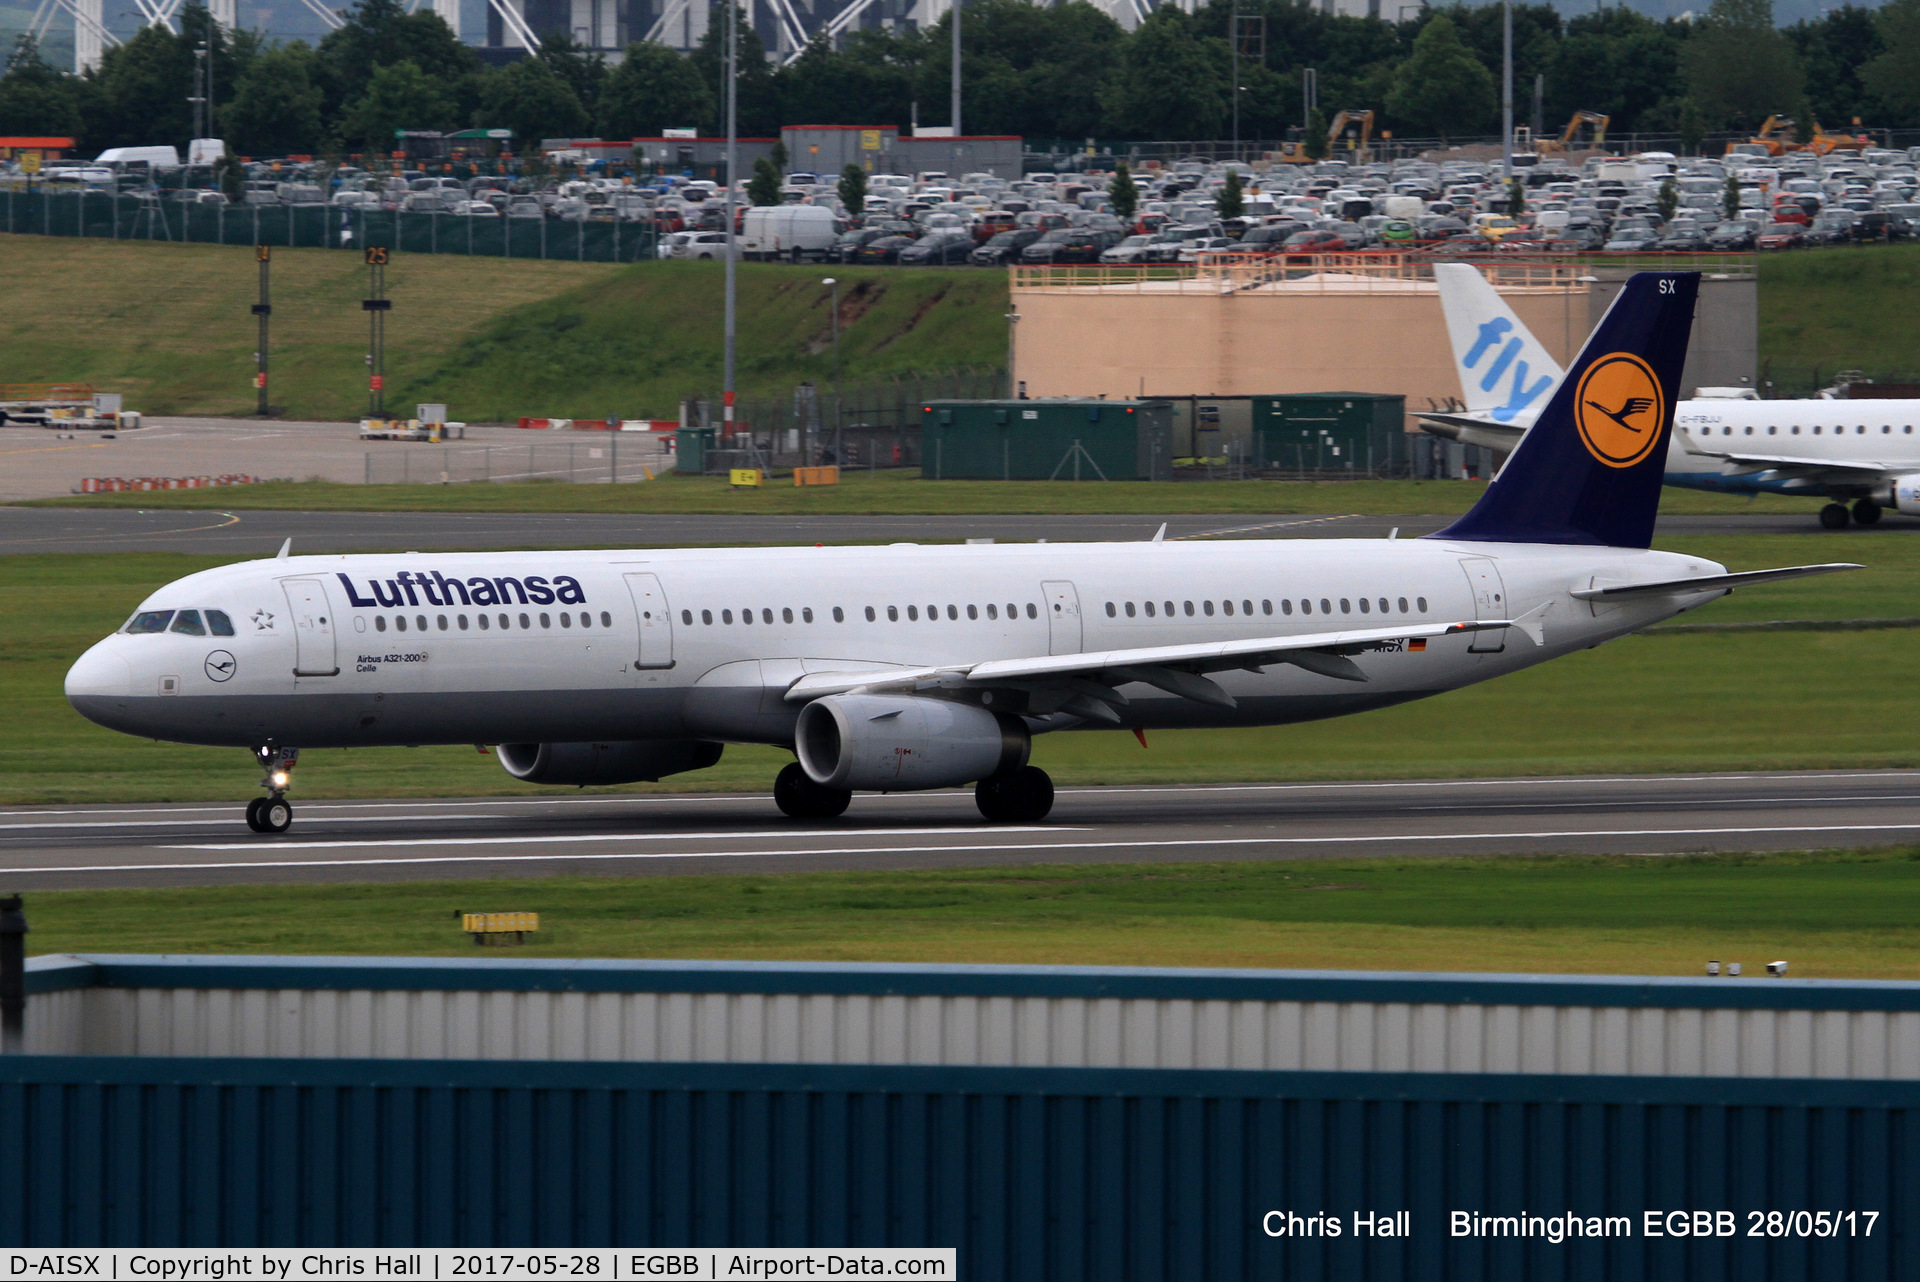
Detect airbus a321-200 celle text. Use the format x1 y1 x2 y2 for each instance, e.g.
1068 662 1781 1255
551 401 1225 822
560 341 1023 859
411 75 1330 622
66 273 1855 834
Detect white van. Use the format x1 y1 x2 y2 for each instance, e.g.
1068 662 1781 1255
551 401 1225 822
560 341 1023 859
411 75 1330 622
95 146 181 170
740 204 837 261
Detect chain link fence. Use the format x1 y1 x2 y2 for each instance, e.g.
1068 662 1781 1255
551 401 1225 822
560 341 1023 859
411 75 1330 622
0 190 659 263
362 435 672 486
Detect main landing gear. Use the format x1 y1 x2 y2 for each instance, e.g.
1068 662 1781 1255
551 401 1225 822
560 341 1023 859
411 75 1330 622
975 766 1054 823
1821 500 1884 529
774 762 852 819
245 745 298 833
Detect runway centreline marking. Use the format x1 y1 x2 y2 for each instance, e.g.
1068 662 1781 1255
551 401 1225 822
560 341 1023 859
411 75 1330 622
8 771 1920 822
0 819 1889 875
137 825 1064 848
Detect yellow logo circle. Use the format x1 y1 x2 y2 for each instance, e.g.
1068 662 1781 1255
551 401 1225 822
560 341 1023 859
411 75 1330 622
1573 353 1666 469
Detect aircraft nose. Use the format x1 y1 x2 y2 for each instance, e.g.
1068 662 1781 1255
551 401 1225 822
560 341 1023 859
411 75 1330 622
66 642 132 703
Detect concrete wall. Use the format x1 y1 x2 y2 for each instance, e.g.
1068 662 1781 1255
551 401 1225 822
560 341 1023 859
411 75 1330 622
1012 273 1759 409
27 956 1920 1081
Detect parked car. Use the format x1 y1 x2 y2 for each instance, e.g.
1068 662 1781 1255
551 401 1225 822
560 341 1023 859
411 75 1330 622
741 204 838 261
898 231 974 264
1705 220 1757 250
854 234 918 264
1756 221 1807 250
1020 229 1111 263
1851 210 1910 242
834 227 890 262
671 231 731 260
1804 212 1856 246
1655 226 1708 251
1100 234 1167 264
452 201 499 217
970 227 1042 265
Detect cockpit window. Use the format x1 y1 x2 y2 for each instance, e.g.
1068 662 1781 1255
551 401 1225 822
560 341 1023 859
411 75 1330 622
125 611 173 634
170 610 206 636
205 610 235 636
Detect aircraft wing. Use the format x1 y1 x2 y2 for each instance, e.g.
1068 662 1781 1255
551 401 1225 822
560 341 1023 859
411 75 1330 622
1413 411 1529 453
1570 563 1861 600
1698 451 1901 476
782 616 1528 717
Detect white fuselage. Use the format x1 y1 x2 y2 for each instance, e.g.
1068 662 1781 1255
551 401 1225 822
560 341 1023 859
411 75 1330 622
1666 398 1920 495
66 538 1727 752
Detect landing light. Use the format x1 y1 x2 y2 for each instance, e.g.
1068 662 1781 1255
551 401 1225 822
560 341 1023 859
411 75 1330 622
270 771 289 788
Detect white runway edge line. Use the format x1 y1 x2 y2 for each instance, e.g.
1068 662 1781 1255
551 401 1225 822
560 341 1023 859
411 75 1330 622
8 770 1920 822
0 819 1896 876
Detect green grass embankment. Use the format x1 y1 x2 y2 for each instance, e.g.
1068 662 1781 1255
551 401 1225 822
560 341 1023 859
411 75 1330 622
1759 244 1920 384
29 469 1828 516
25 849 1920 978
0 238 1004 421
6 533 1916 804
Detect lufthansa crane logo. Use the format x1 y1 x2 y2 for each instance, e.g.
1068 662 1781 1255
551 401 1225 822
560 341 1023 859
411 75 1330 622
1574 352 1666 469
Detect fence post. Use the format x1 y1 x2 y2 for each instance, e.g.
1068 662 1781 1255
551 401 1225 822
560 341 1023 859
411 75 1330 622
364 452 370 484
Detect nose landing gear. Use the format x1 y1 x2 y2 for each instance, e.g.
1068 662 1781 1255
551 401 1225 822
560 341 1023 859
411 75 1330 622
245 746 298 833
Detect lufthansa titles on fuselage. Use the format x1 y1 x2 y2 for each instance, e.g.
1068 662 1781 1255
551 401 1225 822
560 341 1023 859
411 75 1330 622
334 570 588 610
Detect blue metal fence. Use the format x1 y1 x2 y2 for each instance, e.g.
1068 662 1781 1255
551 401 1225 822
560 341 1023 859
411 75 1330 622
1 1054 1913 1277
0 191 656 263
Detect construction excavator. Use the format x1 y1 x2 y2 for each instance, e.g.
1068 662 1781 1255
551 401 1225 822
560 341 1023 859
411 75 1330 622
1536 110 1609 154
1736 115 1874 158
1274 109 1376 164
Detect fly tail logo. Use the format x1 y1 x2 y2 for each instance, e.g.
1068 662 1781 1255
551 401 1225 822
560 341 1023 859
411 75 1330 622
1461 316 1554 423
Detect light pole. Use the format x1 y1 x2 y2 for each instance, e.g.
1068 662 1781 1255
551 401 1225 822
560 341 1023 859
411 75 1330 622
1501 0 1513 188
822 276 841 465
1005 308 1020 398
951 0 962 137
722 0 738 446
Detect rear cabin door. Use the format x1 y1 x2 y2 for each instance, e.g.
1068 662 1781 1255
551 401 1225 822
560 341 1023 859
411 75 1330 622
624 573 675 669
281 578 339 676
1458 557 1509 653
1043 580 1083 655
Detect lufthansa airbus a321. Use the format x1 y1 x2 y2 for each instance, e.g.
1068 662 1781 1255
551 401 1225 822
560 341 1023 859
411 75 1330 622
66 273 1856 833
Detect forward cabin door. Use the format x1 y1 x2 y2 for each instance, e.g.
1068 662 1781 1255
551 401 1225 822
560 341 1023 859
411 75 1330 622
1043 580 1082 654
1458 558 1509 653
624 573 675 669
281 578 339 676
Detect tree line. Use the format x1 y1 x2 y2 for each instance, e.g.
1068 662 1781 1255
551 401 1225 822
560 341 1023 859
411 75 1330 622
2 0 1919 161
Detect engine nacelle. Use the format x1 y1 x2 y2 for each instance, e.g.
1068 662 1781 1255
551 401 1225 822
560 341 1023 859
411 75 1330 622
496 739 723 786
795 694 1028 792
1885 476 1920 515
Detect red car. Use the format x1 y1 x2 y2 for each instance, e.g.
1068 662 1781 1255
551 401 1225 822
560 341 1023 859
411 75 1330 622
1757 222 1807 250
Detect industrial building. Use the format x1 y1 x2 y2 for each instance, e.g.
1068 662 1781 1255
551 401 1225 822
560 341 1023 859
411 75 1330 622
9 952 1917 1262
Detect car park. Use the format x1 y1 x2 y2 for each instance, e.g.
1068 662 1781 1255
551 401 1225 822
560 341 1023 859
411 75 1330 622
970 228 1042 265
898 231 974 265
1756 221 1807 249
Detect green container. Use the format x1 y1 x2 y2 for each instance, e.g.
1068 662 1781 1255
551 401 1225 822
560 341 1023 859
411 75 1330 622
1253 393 1407 475
676 425 716 473
920 399 1173 481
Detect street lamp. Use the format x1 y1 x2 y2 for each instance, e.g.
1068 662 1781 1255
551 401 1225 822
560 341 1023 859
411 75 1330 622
822 277 842 465
1005 309 1021 398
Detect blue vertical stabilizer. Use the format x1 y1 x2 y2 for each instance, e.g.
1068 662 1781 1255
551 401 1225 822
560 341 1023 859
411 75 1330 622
1427 271 1699 549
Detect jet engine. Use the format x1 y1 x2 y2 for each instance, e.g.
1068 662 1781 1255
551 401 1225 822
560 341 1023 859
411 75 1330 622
1882 476 1920 515
795 694 1028 792
496 739 723 786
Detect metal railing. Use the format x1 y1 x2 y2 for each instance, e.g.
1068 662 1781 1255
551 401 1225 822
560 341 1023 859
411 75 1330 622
362 436 671 486
1012 251 1756 295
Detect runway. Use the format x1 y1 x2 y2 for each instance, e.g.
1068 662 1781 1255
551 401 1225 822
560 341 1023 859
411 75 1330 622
0 506 1881 555
5 770 1916 889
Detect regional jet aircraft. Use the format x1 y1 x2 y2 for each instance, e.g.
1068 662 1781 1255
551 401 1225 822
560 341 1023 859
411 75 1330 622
1420 262 1920 528
67 273 1853 833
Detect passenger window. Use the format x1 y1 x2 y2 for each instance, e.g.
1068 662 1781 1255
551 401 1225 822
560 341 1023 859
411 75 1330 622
1202 601 1214 616
702 609 713 625
1221 600 1233 616
927 604 938 620
375 616 388 632
1300 600 1312 615
1813 426 1820 435
947 605 958 620
417 615 427 631
741 608 753 625
1746 426 1753 435
478 614 489 630
1358 598 1370 613
1398 598 1409 613
206 610 235 636
535 613 547 628
967 605 978 620
831 607 842 622
987 604 998 619
170 610 206 636
763 609 773 624
803 608 814 623
682 610 693 625
1162 601 1173 617
1769 426 1777 435
1243 600 1254 616
396 616 408 632
1106 602 1116 617
601 612 612 627
1792 426 1800 435
458 615 469 630
439 615 450 630
1281 600 1293 615
558 613 569 628
1340 600 1351 614
1321 599 1332 614
126 610 173 634
888 606 898 621
1262 600 1272 615
519 614 531 629
499 614 510 629
1026 604 1037 619
866 606 877 621
1378 599 1389 613
722 610 733 624
1124 602 1135 617
1184 601 1195 616
1417 597 1428 612
908 605 919 621
782 607 793 624
1143 601 1155 617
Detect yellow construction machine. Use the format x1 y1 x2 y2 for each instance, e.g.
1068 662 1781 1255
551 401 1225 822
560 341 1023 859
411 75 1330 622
1536 110 1609 154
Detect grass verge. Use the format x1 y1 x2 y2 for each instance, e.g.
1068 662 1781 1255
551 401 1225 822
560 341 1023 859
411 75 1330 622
26 849 1920 978
27 469 1830 517
5 533 1917 804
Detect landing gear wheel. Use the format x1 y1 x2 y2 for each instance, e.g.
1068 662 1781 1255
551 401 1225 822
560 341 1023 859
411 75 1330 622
1854 498 1884 525
245 797 267 832
259 797 292 833
975 766 1054 823
1820 502 1852 529
774 762 851 820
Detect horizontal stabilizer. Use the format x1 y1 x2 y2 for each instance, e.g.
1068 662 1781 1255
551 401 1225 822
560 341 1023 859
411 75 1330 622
1570 563 1862 600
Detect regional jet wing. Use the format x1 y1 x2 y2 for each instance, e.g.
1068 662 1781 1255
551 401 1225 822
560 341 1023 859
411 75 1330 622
1569 563 1861 600
782 617 1528 715
1412 411 1530 454
1695 451 1901 475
